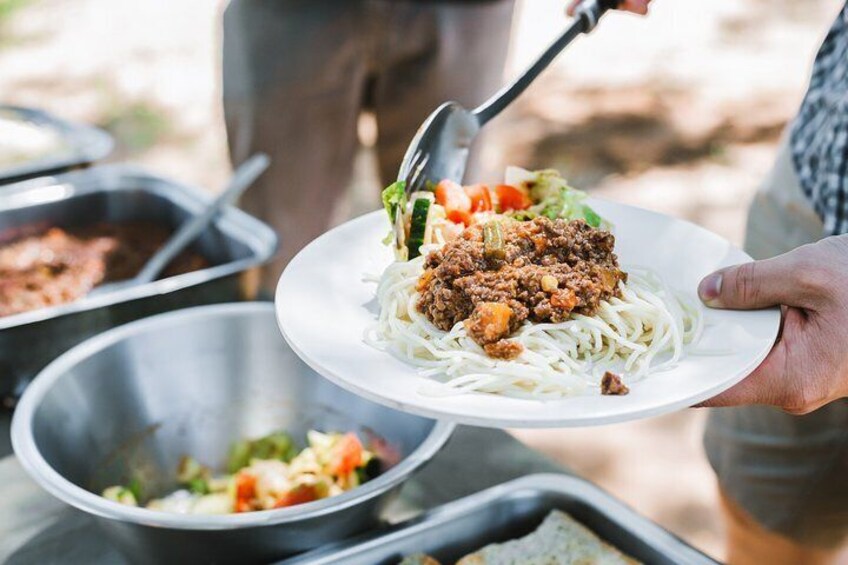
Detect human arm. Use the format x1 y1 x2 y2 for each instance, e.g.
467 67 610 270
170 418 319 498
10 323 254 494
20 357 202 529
566 0 652 16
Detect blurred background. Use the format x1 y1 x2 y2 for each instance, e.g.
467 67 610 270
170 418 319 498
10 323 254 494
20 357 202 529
2 0 843 560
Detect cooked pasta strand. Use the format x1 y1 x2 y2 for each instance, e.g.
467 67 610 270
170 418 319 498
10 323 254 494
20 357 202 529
364 252 702 399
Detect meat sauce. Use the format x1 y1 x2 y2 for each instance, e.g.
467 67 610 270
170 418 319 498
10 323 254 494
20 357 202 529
600 371 629 396
0 222 208 317
416 217 625 359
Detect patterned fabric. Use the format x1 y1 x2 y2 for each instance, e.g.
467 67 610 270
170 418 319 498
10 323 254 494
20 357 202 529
790 3 848 235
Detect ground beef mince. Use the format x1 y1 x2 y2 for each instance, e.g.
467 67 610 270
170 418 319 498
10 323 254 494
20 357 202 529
417 217 625 357
483 340 524 361
600 371 629 396
0 222 208 317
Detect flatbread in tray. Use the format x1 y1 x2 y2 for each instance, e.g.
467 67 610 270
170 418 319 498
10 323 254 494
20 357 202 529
400 510 639 565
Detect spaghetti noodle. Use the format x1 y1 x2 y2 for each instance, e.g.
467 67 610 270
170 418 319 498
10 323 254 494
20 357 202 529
366 249 702 399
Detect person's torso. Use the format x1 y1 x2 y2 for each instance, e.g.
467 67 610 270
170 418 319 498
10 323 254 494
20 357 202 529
790 3 848 235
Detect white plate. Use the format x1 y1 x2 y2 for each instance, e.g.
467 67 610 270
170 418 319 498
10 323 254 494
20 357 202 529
275 201 781 428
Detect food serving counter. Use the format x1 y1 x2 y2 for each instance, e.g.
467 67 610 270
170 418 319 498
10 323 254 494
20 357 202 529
0 150 717 564
0 293 721 565
0 425 718 564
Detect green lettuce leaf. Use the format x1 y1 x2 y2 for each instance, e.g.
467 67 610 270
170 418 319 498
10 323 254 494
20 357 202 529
505 167 608 228
582 204 602 227
381 181 407 223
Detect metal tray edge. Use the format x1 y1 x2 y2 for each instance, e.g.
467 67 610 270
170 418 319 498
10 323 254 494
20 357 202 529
0 164 278 331
278 473 719 565
0 105 114 182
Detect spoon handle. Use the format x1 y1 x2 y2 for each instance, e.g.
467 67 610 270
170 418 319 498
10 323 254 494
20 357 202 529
472 0 620 127
135 153 270 284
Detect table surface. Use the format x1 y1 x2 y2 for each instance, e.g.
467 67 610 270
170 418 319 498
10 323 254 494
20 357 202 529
0 419 567 564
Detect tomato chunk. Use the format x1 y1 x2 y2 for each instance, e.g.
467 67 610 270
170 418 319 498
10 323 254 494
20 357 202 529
435 180 472 225
273 484 319 508
495 184 532 211
234 472 256 513
463 184 493 213
329 433 364 477
448 209 473 226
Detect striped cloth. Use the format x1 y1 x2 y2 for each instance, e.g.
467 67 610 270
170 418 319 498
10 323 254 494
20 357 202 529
790 3 848 235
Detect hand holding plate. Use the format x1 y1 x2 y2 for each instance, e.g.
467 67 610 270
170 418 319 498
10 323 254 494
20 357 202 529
697 236 848 414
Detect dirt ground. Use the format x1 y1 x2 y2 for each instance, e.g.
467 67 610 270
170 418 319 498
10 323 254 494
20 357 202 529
2 0 845 560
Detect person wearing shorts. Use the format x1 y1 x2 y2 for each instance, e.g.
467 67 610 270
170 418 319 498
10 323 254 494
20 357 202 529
703 137 848 564
699 4 848 563
567 1 848 562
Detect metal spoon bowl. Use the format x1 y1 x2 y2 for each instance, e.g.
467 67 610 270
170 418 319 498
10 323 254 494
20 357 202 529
397 0 620 193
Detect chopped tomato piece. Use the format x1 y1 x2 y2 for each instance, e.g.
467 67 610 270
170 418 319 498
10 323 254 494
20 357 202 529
532 235 548 253
329 433 364 476
447 209 472 226
463 184 493 213
273 484 319 508
495 184 532 211
434 180 469 209
435 180 472 226
234 472 256 513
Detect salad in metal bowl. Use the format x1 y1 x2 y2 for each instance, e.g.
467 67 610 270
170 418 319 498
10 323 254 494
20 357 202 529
103 430 384 515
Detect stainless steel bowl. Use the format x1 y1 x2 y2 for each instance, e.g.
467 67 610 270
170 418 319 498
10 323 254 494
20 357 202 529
11 302 454 565
0 165 278 403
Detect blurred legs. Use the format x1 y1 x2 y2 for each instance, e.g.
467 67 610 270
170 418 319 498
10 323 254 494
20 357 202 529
223 0 517 289
720 490 841 565
372 0 516 186
705 138 848 562
223 0 367 288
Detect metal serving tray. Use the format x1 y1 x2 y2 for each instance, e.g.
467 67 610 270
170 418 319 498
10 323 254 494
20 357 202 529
0 164 277 403
281 473 718 564
0 105 114 184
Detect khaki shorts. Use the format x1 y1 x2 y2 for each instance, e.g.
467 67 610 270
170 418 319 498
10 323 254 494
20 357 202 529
703 138 848 549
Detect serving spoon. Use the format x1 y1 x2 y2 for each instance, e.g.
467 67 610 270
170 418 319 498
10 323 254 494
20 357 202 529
395 0 621 208
88 153 270 298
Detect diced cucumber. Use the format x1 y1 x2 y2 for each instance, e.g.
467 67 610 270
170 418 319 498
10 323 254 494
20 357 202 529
407 198 431 259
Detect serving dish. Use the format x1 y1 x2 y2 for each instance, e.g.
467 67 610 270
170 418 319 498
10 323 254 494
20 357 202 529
0 165 277 404
0 105 114 184
276 204 781 427
11 302 454 565
281 473 718 564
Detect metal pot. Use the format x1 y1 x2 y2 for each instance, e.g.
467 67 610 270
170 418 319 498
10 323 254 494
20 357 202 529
12 302 454 564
